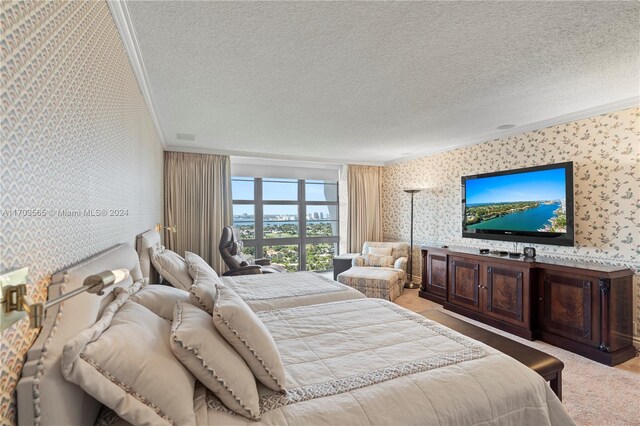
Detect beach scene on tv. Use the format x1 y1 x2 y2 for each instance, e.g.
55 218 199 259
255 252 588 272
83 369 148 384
464 168 567 233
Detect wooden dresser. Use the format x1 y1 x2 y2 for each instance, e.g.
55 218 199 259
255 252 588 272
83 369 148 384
419 246 635 366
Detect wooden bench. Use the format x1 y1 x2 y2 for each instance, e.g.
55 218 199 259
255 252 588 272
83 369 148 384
421 309 564 400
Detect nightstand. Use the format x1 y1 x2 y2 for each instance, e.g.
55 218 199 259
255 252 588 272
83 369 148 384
332 253 360 280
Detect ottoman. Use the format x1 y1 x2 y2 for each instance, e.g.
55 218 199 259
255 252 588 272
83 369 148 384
337 266 404 301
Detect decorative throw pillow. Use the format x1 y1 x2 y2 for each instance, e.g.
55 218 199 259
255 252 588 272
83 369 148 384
368 246 393 256
185 251 222 313
363 253 395 268
212 283 286 391
61 295 196 426
129 285 190 321
150 246 192 291
189 282 217 314
170 302 260 419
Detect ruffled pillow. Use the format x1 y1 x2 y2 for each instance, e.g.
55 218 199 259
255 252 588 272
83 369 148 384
170 302 260 419
185 251 222 313
150 246 193 290
213 283 286 391
128 284 190 321
62 294 196 426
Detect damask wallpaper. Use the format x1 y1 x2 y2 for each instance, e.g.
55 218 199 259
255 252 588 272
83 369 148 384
0 1 164 423
383 107 640 342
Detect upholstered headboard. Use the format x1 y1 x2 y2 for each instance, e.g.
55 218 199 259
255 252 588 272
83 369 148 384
135 229 162 284
17 244 143 426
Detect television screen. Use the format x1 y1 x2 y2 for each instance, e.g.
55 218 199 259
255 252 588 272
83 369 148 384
462 162 574 246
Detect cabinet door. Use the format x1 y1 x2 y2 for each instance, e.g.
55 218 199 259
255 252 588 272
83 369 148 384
538 270 597 345
448 257 481 311
485 265 528 328
426 253 447 297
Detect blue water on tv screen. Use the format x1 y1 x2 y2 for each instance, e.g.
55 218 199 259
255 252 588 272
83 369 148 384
464 168 567 233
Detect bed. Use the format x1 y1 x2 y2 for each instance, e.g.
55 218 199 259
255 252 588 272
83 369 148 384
135 229 366 311
17 243 574 426
220 272 365 311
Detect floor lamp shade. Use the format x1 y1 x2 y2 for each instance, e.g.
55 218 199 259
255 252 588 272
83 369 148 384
403 189 421 289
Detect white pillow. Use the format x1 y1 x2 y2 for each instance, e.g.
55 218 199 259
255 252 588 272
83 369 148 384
368 246 392 256
129 285 190 321
185 251 219 279
185 251 222 313
189 282 217 314
62 295 196 426
363 253 395 268
150 246 192 291
213 283 286 391
170 302 260 419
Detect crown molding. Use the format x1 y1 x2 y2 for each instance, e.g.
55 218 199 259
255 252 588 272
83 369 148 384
165 145 384 166
107 0 166 147
385 97 639 166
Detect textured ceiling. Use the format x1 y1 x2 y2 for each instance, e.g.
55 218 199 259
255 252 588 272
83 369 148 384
124 1 639 164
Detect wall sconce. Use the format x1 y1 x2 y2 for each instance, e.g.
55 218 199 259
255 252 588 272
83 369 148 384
1 268 130 329
155 223 177 233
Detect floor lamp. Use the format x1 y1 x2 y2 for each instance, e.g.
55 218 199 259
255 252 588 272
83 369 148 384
404 189 421 289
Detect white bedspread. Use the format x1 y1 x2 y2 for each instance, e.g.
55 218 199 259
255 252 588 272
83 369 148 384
222 271 365 311
202 299 574 426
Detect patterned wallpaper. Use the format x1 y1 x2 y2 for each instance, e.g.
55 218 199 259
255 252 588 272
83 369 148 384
0 1 164 424
383 107 640 341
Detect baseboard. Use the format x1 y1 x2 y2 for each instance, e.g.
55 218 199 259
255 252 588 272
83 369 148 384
633 336 640 352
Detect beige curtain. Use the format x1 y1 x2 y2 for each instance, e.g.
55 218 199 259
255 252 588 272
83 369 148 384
347 165 384 252
164 152 232 273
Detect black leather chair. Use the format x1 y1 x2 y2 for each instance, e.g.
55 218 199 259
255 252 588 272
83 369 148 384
218 226 287 275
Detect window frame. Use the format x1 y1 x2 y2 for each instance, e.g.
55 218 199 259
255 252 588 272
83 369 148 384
232 177 339 271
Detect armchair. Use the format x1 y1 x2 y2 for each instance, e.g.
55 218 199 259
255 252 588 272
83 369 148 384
219 226 286 275
352 241 409 281
336 241 409 301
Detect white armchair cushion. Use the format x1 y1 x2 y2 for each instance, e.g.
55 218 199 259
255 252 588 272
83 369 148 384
363 254 395 268
368 247 392 256
363 242 409 260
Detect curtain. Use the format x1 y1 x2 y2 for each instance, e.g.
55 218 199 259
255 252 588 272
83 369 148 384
347 165 384 252
164 152 232 273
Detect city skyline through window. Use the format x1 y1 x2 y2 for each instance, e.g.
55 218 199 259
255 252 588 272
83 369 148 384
231 177 339 271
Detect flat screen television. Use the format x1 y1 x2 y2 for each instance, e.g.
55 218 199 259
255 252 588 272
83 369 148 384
461 162 574 246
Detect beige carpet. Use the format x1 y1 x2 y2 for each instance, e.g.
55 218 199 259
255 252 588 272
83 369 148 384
395 288 640 426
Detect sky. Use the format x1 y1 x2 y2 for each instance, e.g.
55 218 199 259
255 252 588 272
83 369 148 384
232 178 336 201
232 178 338 219
466 168 566 205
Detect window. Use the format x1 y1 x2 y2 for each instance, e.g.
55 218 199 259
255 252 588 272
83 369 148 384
232 177 339 272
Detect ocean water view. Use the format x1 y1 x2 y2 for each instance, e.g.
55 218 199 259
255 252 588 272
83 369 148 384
467 201 563 232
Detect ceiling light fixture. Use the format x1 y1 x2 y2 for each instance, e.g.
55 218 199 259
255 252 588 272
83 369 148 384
497 124 516 130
